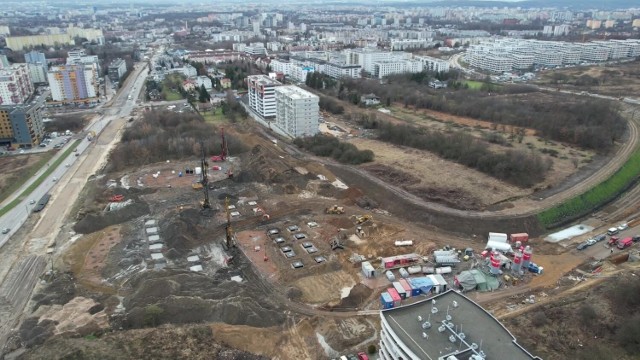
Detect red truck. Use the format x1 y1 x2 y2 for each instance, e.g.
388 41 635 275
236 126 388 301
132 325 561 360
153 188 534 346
617 237 633 250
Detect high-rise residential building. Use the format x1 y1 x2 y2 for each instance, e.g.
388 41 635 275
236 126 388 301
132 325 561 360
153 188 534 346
274 85 319 138
0 96 45 147
246 75 282 119
5 34 75 50
24 51 49 84
0 64 34 106
67 50 101 75
47 64 98 102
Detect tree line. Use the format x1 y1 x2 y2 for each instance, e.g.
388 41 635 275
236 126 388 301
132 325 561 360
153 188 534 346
293 134 374 165
357 117 551 187
108 111 247 172
337 77 625 152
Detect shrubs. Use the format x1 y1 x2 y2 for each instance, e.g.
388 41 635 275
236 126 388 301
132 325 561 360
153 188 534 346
358 118 551 187
293 134 374 165
319 96 344 115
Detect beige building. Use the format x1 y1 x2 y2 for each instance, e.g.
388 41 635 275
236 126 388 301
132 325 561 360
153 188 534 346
632 19 640 28
6 34 74 50
0 25 9 36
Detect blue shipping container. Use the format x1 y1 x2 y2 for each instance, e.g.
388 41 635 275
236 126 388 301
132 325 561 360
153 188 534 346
408 277 434 295
381 292 394 309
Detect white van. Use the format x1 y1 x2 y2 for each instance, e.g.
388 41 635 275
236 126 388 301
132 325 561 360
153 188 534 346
607 227 619 236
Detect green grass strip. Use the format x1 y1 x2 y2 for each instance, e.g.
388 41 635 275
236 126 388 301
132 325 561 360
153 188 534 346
538 146 640 228
0 139 81 217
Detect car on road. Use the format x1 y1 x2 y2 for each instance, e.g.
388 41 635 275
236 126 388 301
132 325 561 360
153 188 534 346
1 228 10 234
29 199 35 204
577 241 590 250
52 177 57 182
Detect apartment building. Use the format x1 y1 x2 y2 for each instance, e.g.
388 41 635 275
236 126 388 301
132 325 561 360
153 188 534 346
0 96 45 147
0 64 34 106
274 85 319 138
379 290 541 360
323 62 362 79
24 50 48 84
48 64 98 102
108 58 127 83
414 55 450 73
5 34 74 50
246 75 282 119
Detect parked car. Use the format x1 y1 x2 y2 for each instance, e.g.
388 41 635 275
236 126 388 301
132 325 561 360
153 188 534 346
618 223 629 231
357 352 369 360
633 235 640 242
594 234 607 243
1 228 10 234
607 227 619 236
577 241 589 250
586 238 597 246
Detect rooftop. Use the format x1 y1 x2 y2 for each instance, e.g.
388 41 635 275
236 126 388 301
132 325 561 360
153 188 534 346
247 74 281 87
275 85 318 100
382 290 540 360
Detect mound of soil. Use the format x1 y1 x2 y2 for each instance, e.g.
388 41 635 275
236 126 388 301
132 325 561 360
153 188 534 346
31 272 77 312
74 202 150 234
363 164 421 187
15 325 268 360
411 186 483 211
122 270 285 329
161 209 218 256
332 284 372 310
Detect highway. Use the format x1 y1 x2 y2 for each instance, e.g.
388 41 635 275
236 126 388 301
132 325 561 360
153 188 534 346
0 63 149 248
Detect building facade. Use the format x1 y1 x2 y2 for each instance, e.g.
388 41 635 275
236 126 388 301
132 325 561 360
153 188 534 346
0 64 34 106
6 34 74 50
247 75 282 119
47 64 98 102
0 96 45 147
108 58 127 83
274 85 319 138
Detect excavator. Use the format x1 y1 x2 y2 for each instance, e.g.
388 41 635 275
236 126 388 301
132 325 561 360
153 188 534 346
223 196 236 250
353 214 373 225
325 205 345 214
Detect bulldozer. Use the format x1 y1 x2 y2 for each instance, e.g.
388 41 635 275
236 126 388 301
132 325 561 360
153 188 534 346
353 214 372 225
325 205 345 214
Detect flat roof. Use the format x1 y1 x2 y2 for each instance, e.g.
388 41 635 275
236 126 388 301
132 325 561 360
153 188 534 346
382 290 540 360
275 85 318 100
247 74 281 86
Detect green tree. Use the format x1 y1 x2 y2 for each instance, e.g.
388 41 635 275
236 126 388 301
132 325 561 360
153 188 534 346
198 85 210 103
144 304 164 327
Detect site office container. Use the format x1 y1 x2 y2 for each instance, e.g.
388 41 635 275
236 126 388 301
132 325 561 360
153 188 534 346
617 237 633 249
398 279 412 298
380 292 394 309
387 287 402 306
392 281 407 299
510 233 529 243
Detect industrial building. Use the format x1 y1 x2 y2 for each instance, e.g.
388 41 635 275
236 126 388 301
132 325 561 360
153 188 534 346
379 290 541 360
274 85 319 138
47 64 99 103
0 96 45 147
246 75 282 119
0 64 34 106
108 58 127 83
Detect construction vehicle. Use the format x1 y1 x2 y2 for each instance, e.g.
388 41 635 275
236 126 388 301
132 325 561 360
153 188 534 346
192 182 203 190
87 130 96 141
210 127 228 162
355 226 366 239
223 196 236 250
353 214 372 225
109 194 124 202
325 205 345 214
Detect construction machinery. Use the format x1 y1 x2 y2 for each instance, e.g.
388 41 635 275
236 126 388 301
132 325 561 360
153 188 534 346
210 127 228 162
223 196 236 250
87 130 96 141
355 226 366 239
353 214 372 225
325 205 345 214
199 142 211 209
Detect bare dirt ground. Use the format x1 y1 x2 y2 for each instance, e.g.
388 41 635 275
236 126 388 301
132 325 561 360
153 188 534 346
535 60 640 98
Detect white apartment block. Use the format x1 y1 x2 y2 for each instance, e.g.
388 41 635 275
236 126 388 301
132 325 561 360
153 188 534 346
466 38 640 73
324 63 362 79
0 64 34 106
414 56 450 73
290 66 314 83
270 59 292 74
247 75 282 119
48 64 98 102
274 85 319 138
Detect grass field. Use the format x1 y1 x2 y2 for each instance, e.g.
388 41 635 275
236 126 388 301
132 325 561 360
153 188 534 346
202 111 226 123
0 152 55 205
162 88 184 101
0 139 81 217
538 146 640 228
462 80 484 90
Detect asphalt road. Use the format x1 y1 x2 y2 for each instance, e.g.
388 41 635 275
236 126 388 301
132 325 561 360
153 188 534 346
0 63 149 249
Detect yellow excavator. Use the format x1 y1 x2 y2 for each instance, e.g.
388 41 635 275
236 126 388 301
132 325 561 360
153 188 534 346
325 205 345 214
353 214 372 225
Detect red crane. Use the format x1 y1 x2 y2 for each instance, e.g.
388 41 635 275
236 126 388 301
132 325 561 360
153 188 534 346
210 128 228 162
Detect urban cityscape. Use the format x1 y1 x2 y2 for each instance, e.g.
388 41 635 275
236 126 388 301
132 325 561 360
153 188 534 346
0 0 639 359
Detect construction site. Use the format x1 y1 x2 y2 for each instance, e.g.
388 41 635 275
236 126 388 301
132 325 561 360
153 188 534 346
3 89 640 360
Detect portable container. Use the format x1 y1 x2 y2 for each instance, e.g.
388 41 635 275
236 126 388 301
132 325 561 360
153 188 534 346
380 292 394 309
392 281 407 299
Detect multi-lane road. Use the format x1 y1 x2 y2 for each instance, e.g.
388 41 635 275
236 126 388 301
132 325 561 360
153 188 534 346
0 63 149 248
